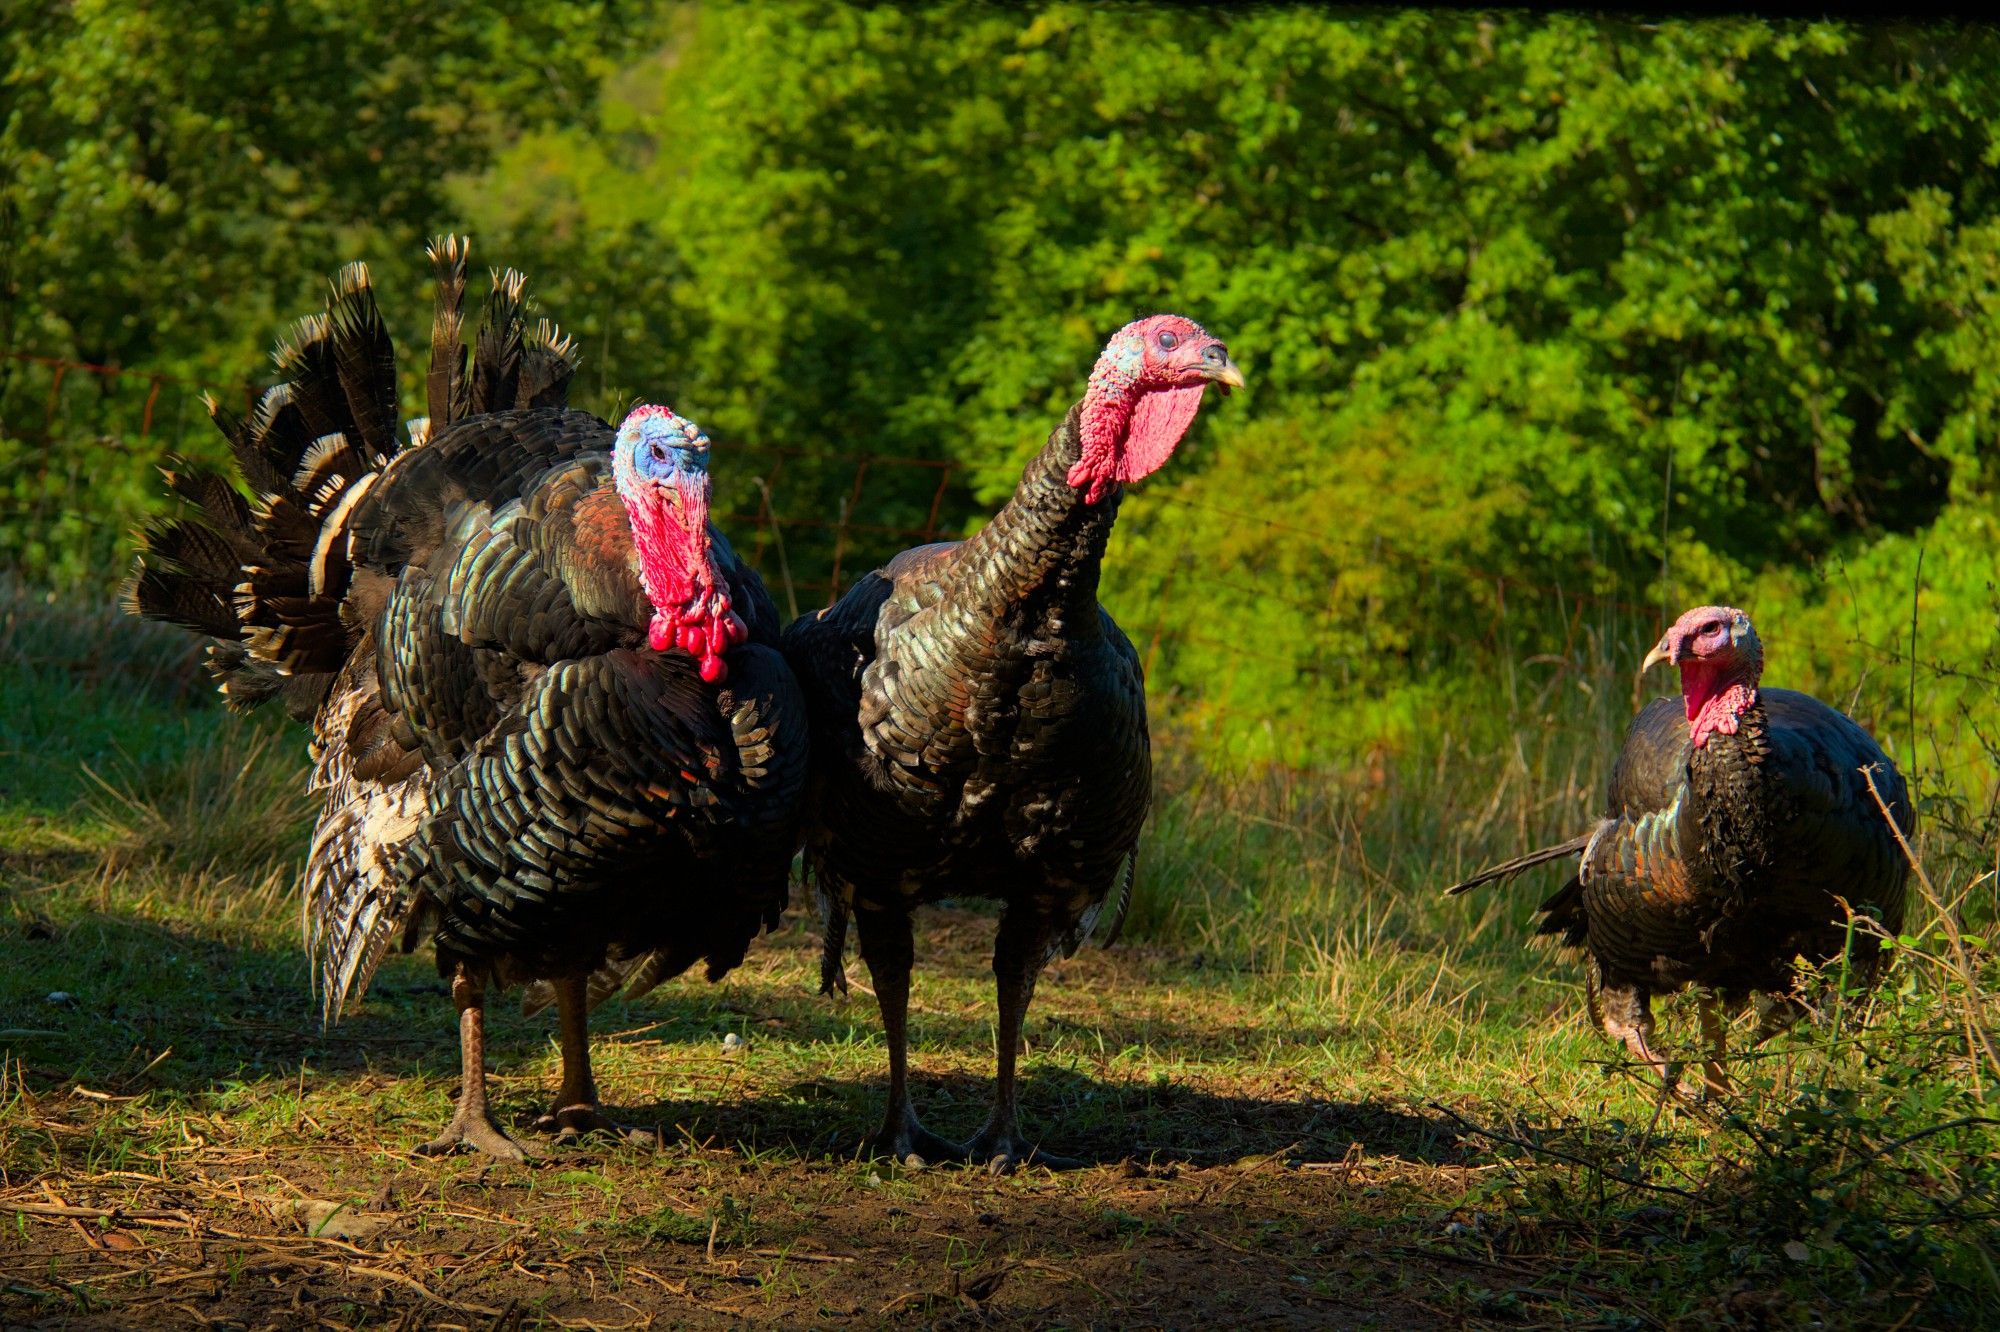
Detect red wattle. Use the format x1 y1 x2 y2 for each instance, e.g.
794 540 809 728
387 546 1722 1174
1118 383 1206 485
698 653 726 683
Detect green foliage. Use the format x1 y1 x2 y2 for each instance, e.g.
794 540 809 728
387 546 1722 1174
4 6 1998 771
462 8 2000 763
0 0 651 581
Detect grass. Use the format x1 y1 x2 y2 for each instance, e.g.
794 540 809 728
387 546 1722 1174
2 580 1996 1328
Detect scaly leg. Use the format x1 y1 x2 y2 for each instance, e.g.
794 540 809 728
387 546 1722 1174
962 906 1084 1174
533 976 659 1146
416 966 532 1161
1695 993 1733 1099
856 906 963 1166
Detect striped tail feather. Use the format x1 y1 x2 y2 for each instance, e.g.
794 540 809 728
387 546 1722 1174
303 663 434 1024
1442 832 1594 897
425 234 469 435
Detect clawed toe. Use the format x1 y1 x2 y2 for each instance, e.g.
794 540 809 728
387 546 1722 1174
417 1111 536 1162
534 1104 661 1147
860 1116 965 1168
962 1133 1085 1174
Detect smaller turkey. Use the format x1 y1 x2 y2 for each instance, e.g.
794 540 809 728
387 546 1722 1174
1446 605 1912 1097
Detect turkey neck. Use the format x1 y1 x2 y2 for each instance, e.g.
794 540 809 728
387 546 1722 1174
1686 696 1777 890
945 405 1119 636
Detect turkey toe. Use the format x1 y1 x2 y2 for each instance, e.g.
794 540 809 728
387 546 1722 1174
962 1130 1085 1174
861 1115 965 1167
535 1104 661 1146
416 1110 535 1162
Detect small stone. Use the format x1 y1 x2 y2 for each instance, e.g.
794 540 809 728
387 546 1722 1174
45 991 74 1006
721 1032 746 1051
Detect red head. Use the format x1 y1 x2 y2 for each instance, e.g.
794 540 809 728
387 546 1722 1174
1642 605 1764 748
1067 314 1244 504
613 404 748 683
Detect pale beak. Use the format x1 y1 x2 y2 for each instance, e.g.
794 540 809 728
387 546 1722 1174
1641 638 1674 674
1204 354 1246 392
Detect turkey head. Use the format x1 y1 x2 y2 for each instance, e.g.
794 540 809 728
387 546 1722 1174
1068 314 1244 504
613 404 749 682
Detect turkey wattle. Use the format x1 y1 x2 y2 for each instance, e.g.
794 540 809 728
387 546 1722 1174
125 241 806 1159
1446 605 1912 1097
784 314 1242 1170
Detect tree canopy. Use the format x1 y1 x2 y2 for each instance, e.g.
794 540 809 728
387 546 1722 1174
5 3 1995 770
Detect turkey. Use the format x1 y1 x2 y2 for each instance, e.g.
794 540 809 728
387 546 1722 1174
784 315 1242 1169
125 240 807 1159
1447 605 1911 1097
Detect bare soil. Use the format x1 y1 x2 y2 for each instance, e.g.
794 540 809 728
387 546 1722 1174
1 909 1532 1330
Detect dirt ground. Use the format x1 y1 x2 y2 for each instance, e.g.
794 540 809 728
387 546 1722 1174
1 908 1620 1330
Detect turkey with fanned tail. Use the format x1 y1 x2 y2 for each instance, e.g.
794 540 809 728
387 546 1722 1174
1446 606 1911 1098
126 240 807 1159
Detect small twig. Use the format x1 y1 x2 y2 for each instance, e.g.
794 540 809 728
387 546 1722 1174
1428 1103 1700 1200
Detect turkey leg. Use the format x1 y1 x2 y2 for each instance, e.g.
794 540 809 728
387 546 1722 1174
856 906 964 1166
1695 994 1733 1098
1750 991 1810 1046
416 967 533 1161
534 976 660 1146
961 906 1084 1174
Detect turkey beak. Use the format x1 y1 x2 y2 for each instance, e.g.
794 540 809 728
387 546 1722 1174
1641 636 1676 674
1200 347 1245 394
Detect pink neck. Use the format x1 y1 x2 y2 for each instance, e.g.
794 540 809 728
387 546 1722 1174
1680 661 1758 749
621 487 747 684
1064 375 1207 505
1067 390 1137 505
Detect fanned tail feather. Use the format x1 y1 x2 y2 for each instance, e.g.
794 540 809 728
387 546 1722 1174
128 238 583 1025
469 268 528 414
426 235 469 430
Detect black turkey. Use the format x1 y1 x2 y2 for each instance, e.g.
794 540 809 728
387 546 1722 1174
126 241 807 1158
1448 605 1911 1096
784 315 1242 1169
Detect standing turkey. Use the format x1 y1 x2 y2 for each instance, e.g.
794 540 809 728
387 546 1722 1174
784 315 1242 1169
126 241 807 1159
1447 605 1911 1096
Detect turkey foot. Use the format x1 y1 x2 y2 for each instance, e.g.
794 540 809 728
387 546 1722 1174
416 971 535 1161
527 977 659 1146
960 1123 1084 1175
418 1098 535 1161
860 1110 966 1168
533 1102 662 1147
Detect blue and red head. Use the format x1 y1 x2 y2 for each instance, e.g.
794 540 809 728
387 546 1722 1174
613 404 747 682
1069 314 1243 504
